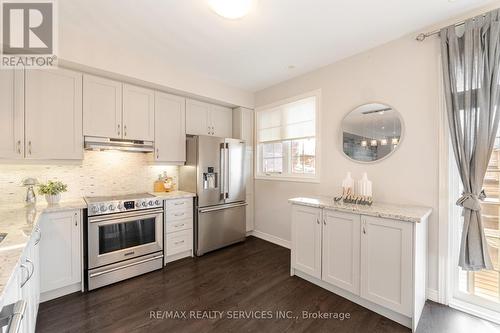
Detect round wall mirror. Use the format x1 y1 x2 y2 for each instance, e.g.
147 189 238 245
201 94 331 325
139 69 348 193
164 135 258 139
342 103 403 163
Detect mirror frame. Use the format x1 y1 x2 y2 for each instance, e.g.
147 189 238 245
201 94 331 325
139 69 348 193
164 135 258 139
339 102 405 164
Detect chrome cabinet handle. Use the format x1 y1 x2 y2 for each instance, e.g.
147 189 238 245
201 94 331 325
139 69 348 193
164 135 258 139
323 219 326 225
117 124 121 136
17 140 21 154
363 226 366 234
34 226 41 245
316 218 320 225
156 148 159 159
174 223 185 228
174 212 185 217
74 212 78 226
124 125 127 137
28 141 32 155
20 264 30 288
174 202 185 206
174 240 185 245
25 258 34 281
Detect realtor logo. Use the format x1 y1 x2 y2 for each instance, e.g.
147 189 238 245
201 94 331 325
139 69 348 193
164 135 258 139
1 0 57 68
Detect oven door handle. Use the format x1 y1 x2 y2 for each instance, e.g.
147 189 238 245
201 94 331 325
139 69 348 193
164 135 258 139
88 208 164 223
88 254 164 278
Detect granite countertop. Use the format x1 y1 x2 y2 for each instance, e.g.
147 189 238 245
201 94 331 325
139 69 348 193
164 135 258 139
289 196 432 223
150 191 196 199
0 199 86 307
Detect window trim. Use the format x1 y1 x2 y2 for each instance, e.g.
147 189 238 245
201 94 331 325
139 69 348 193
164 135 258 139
254 89 321 183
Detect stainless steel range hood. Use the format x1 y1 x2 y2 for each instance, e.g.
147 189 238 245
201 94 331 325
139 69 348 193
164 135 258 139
84 136 154 153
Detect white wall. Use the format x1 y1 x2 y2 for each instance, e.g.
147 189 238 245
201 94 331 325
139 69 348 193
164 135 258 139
254 33 441 289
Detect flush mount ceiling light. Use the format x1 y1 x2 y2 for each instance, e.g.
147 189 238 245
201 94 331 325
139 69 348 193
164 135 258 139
208 0 253 19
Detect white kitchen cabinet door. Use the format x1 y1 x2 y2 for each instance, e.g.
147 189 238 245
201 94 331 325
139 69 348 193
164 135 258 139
40 210 82 294
154 92 186 163
0 69 24 159
233 107 254 144
322 210 361 295
291 205 322 279
123 84 155 141
25 68 83 160
83 74 122 139
210 104 232 138
186 99 211 136
360 216 413 316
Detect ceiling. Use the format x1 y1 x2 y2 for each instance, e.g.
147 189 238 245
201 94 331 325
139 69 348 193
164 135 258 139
60 0 496 92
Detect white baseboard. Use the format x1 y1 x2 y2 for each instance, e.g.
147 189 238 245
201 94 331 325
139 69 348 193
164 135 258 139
248 230 291 249
40 283 82 303
426 288 439 302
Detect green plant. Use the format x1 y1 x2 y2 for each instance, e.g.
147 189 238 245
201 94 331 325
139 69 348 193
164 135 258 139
37 181 68 196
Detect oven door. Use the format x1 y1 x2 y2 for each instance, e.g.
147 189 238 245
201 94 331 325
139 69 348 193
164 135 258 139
88 208 164 269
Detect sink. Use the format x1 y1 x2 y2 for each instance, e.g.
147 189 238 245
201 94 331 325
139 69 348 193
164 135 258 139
0 233 7 244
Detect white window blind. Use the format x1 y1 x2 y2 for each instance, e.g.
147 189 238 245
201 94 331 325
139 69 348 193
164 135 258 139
256 93 319 182
257 96 316 143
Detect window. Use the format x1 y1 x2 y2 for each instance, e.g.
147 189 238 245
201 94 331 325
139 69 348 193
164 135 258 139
256 91 319 182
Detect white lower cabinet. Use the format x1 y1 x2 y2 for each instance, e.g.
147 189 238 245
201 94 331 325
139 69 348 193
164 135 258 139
322 210 360 295
39 210 82 301
360 215 413 316
1 227 41 333
291 205 322 279
291 204 427 332
164 198 194 264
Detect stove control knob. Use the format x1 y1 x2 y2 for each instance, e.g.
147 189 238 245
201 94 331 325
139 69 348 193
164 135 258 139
148 200 153 206
108 204 115 211
155 200 161 206
100 205 107 212
91 206 99 214
135 201 141 207
142 202 147 207
117 203 123 210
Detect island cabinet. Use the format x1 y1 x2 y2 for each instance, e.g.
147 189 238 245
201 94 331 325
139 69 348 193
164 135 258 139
290 199 430 332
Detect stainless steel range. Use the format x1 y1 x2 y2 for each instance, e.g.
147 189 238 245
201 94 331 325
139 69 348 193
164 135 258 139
84 193 164 290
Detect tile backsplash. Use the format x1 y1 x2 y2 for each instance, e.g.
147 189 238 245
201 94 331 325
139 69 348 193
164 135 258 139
0 151 179 204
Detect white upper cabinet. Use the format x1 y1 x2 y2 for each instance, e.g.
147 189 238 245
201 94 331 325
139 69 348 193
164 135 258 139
0 69 24 159
154 92 186 163
291 205 322 279
83 74 122 139
232 107 254 145
322 210 361 295
25 68 83 160
186 99 210 136
210 104 233 138
123 84 155 141
360 216 412 316
186 99 232 137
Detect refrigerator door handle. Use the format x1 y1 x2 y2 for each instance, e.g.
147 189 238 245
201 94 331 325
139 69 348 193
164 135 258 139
220 143 225 199
225 142 230 199
199 202 248 213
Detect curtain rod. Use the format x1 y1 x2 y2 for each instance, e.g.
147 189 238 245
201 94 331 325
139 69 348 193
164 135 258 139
416 12 489 41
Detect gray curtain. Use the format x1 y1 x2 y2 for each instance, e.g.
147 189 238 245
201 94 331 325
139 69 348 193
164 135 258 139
441 10 500 271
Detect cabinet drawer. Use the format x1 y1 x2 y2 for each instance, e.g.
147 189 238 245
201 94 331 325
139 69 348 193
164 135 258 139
166 229 192 256
165 209 193 222
166 219 193 233
165 198 193 211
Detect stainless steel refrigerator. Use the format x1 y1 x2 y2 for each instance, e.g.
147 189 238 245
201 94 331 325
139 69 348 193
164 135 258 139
179 135 247 256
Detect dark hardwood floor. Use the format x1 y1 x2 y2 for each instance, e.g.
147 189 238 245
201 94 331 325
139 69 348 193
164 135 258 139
36 237 499 333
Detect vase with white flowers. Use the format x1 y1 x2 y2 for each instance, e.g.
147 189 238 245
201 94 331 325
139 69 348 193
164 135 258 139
38 181 68 204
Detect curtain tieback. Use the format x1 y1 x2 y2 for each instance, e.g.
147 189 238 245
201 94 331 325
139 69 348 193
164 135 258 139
456 190 486 211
